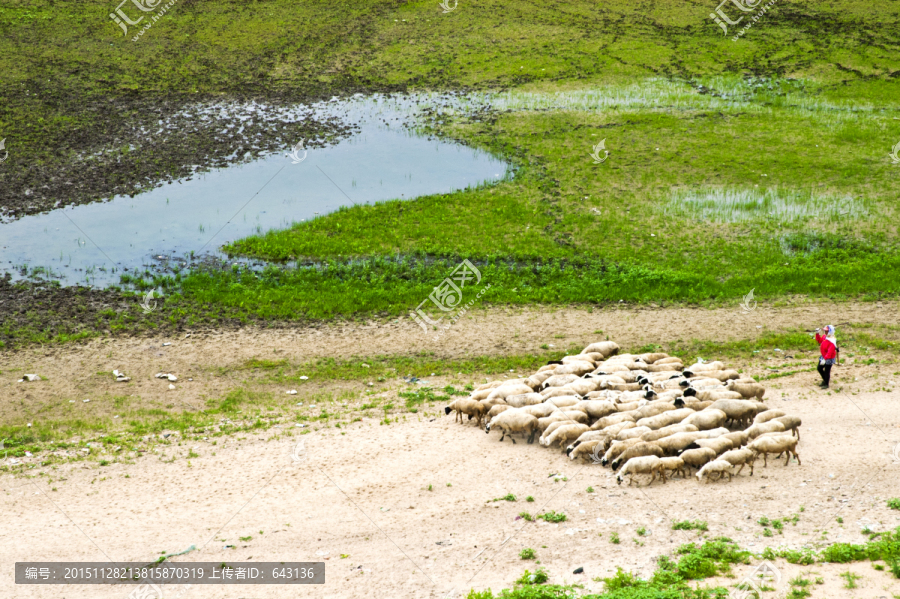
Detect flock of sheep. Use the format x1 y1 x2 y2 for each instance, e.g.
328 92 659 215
445 341 802 486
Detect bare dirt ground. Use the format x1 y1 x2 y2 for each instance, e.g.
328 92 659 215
2 302 900 598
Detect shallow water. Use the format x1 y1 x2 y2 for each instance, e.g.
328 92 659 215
0 94 508 287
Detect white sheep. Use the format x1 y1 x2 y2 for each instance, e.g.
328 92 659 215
691 436 733 456
746 421 786 440
636 408 695 430
610 441 665 470
682 409 727 431
718 448 757 476
615 456 663 486
725 379 766 399
640 423 699 442
696 459 734 483
504 393 544 408
658 456 687 481
772 415 801 439
487 383 535 402
485 411 539 444
748 435 800 467
752 409 787 425
583 341 620 357
568 439 603 461
541 423 590 449
679 447 716 473
601 438 645 466
616 426 653 441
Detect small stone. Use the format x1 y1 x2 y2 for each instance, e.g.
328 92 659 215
573 567 584 575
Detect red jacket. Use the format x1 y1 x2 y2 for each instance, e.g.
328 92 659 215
815 333 837 360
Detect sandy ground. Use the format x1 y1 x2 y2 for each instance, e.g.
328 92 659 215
2 299 899 419
2 303 900 598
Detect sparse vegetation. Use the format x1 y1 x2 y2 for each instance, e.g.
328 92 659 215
519 548 536 560
673 520 709 532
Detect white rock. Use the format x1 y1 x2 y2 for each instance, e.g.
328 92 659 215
23 374 40 382
300 376 309 380
168 384 176 390
287 390 298 395
167 374 177 382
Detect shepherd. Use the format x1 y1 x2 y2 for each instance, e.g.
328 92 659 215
814 325 839 389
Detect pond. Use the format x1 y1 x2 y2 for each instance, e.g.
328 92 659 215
0 94 508 287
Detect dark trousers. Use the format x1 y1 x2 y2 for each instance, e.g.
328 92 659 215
817 362 832 386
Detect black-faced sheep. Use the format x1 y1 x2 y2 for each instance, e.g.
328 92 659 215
610 442 665 470
485 411 539 444
718 448 757 476
616 456 663 486
445 398 488 427
748 435 800 466
696 459 734 483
